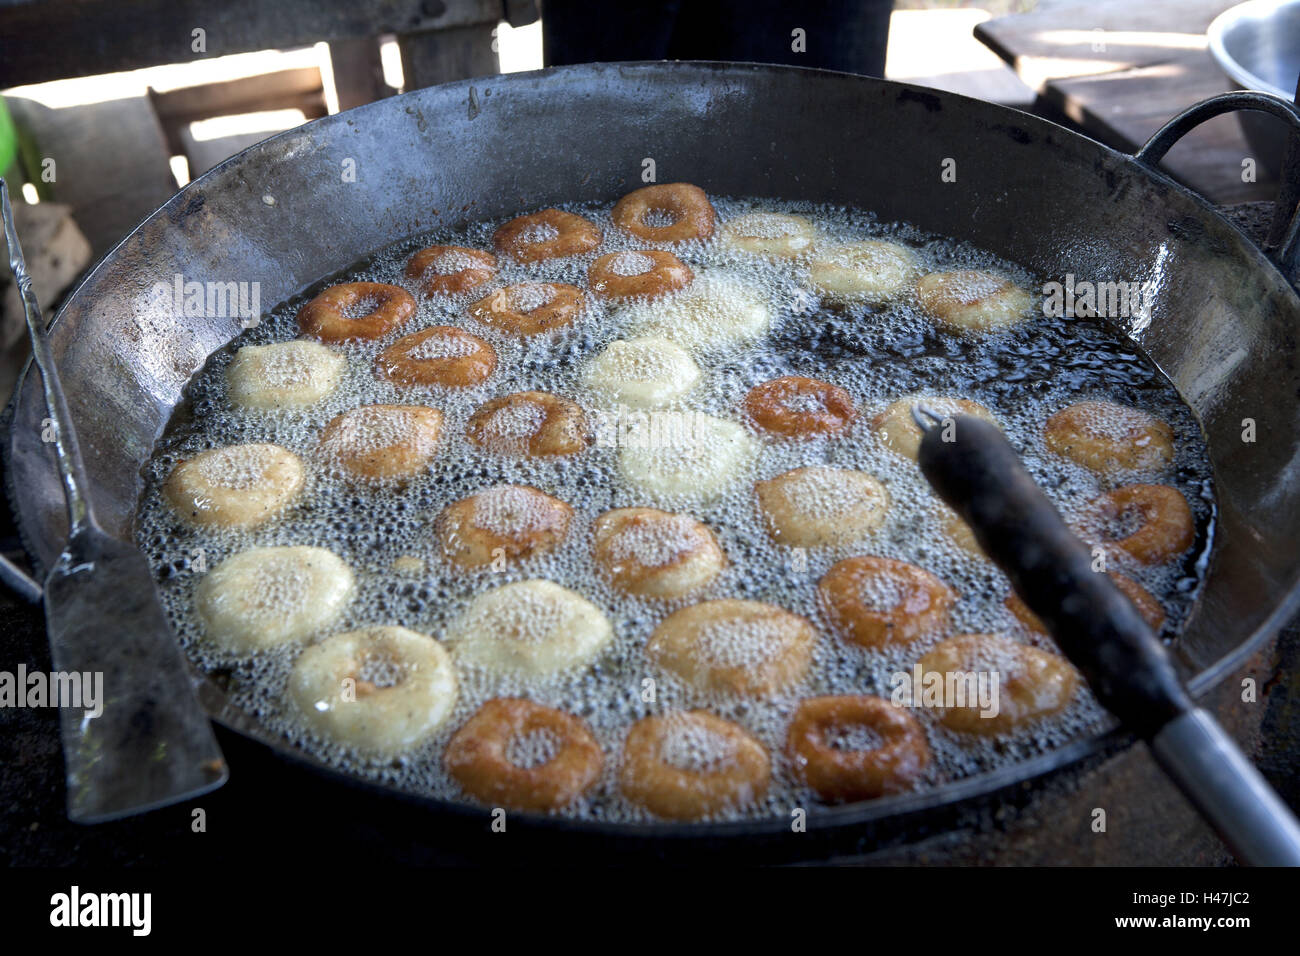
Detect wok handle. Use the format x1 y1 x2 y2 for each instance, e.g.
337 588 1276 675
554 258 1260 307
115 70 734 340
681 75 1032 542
916 411 1300 865
1133 90 1300 274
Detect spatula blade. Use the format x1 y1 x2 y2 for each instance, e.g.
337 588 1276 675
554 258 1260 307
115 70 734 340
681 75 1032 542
42 529 226 823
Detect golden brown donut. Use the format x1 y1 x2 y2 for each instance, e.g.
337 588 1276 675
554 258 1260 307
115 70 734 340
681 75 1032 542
467 282 585 336
374 326 497 388
743 375 857 439
587 249 692 301
164 443 304 529
1044 400 1175 474
404 245 497 296
611 183 716 243
754 466 889 548
619 710 769 820
435 484 573 569
787 695 930 802
1005 572 1166 637
493 208 602 263
297 282 416 342
817 556 955 648
916 634 1079 734
465 391 590 457
318 404 443 482
646 598 815 696
444 698 603 812
1076 483 1195 565
592 507 725 599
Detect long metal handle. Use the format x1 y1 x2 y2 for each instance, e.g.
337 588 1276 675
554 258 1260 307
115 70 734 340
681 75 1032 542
917 411 1300 866
1 178 94 538
1152 709 1300 866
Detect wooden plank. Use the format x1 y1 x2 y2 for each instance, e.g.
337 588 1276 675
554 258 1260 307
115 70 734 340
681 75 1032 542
0 0 503 87
329 37 393 112
397 22 500 90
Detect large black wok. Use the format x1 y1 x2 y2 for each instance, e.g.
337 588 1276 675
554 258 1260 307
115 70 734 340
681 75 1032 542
7 63 1300 852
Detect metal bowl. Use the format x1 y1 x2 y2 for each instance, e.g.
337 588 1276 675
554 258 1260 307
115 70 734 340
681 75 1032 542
1207 0 1300 176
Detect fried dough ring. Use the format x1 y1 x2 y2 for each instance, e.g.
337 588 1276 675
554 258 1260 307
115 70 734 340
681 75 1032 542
818 556 955 648
754 466 889 548
435 484 572 569
787 695 930 802
611 183 716 243
588 249 693 300
647 598 815 696
493 208 602 262
1077 483 1195 565
916 633 1079 734
916 269 1033 332
1044 400 1175 474
297 282 416 342
444 698 603 812
720 212 814 258
164 443 304 529
592 507 725 599
619 710 769 820
467 282 585 336
318 404 443 483
465 390 590 457
743 375 857 439
374 326 497 387
404 245 497 296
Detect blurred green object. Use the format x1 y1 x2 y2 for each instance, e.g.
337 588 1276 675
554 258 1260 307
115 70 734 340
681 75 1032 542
0 97 17 180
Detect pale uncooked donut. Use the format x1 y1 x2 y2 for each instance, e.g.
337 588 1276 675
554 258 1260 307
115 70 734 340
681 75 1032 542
196 545 354 651
808 240 918 302
617 413 756 500
582 337 701 408
164 443 304 528
318 404 443 482
916 270 1033 332
226 340 346 410
621 271 771 353
872 395 999 462
720 212 814 258
754 466 889 547
288 625 457 756
445 580 612 676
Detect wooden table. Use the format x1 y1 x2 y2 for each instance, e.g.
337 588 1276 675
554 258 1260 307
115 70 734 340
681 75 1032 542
976 0 1280 204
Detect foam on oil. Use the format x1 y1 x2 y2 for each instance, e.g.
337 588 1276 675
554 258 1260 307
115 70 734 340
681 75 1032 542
133 197 1215 822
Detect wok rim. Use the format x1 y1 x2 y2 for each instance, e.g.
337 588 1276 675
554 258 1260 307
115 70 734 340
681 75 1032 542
6 60 1299 841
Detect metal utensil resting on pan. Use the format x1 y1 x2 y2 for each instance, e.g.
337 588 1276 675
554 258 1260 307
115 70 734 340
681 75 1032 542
1 180 226 822
915 407 1300 866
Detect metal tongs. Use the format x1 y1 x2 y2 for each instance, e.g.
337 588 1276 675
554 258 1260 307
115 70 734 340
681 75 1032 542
913 405 1300 866
1 179 226 821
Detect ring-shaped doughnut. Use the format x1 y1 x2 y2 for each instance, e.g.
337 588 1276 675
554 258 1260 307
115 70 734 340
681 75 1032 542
444 698 603 812
592 507 725 599
435 484 573 569
743 375 857 439
375 326 497 387
164 443 304 528
493 208 602 263
588 249 692 301
466 391 590 457
611 183 716 243
916 270 1032 333
318 404 443 483
467 282 585 336
1045 400 1175 474
404 245 497 296
297 282 416 342
619 710 769 820
787 695 930 802
817 556 955 648
1077 483 1195 565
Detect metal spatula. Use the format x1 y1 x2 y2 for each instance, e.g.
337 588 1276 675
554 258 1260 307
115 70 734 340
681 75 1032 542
2 180 226 822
